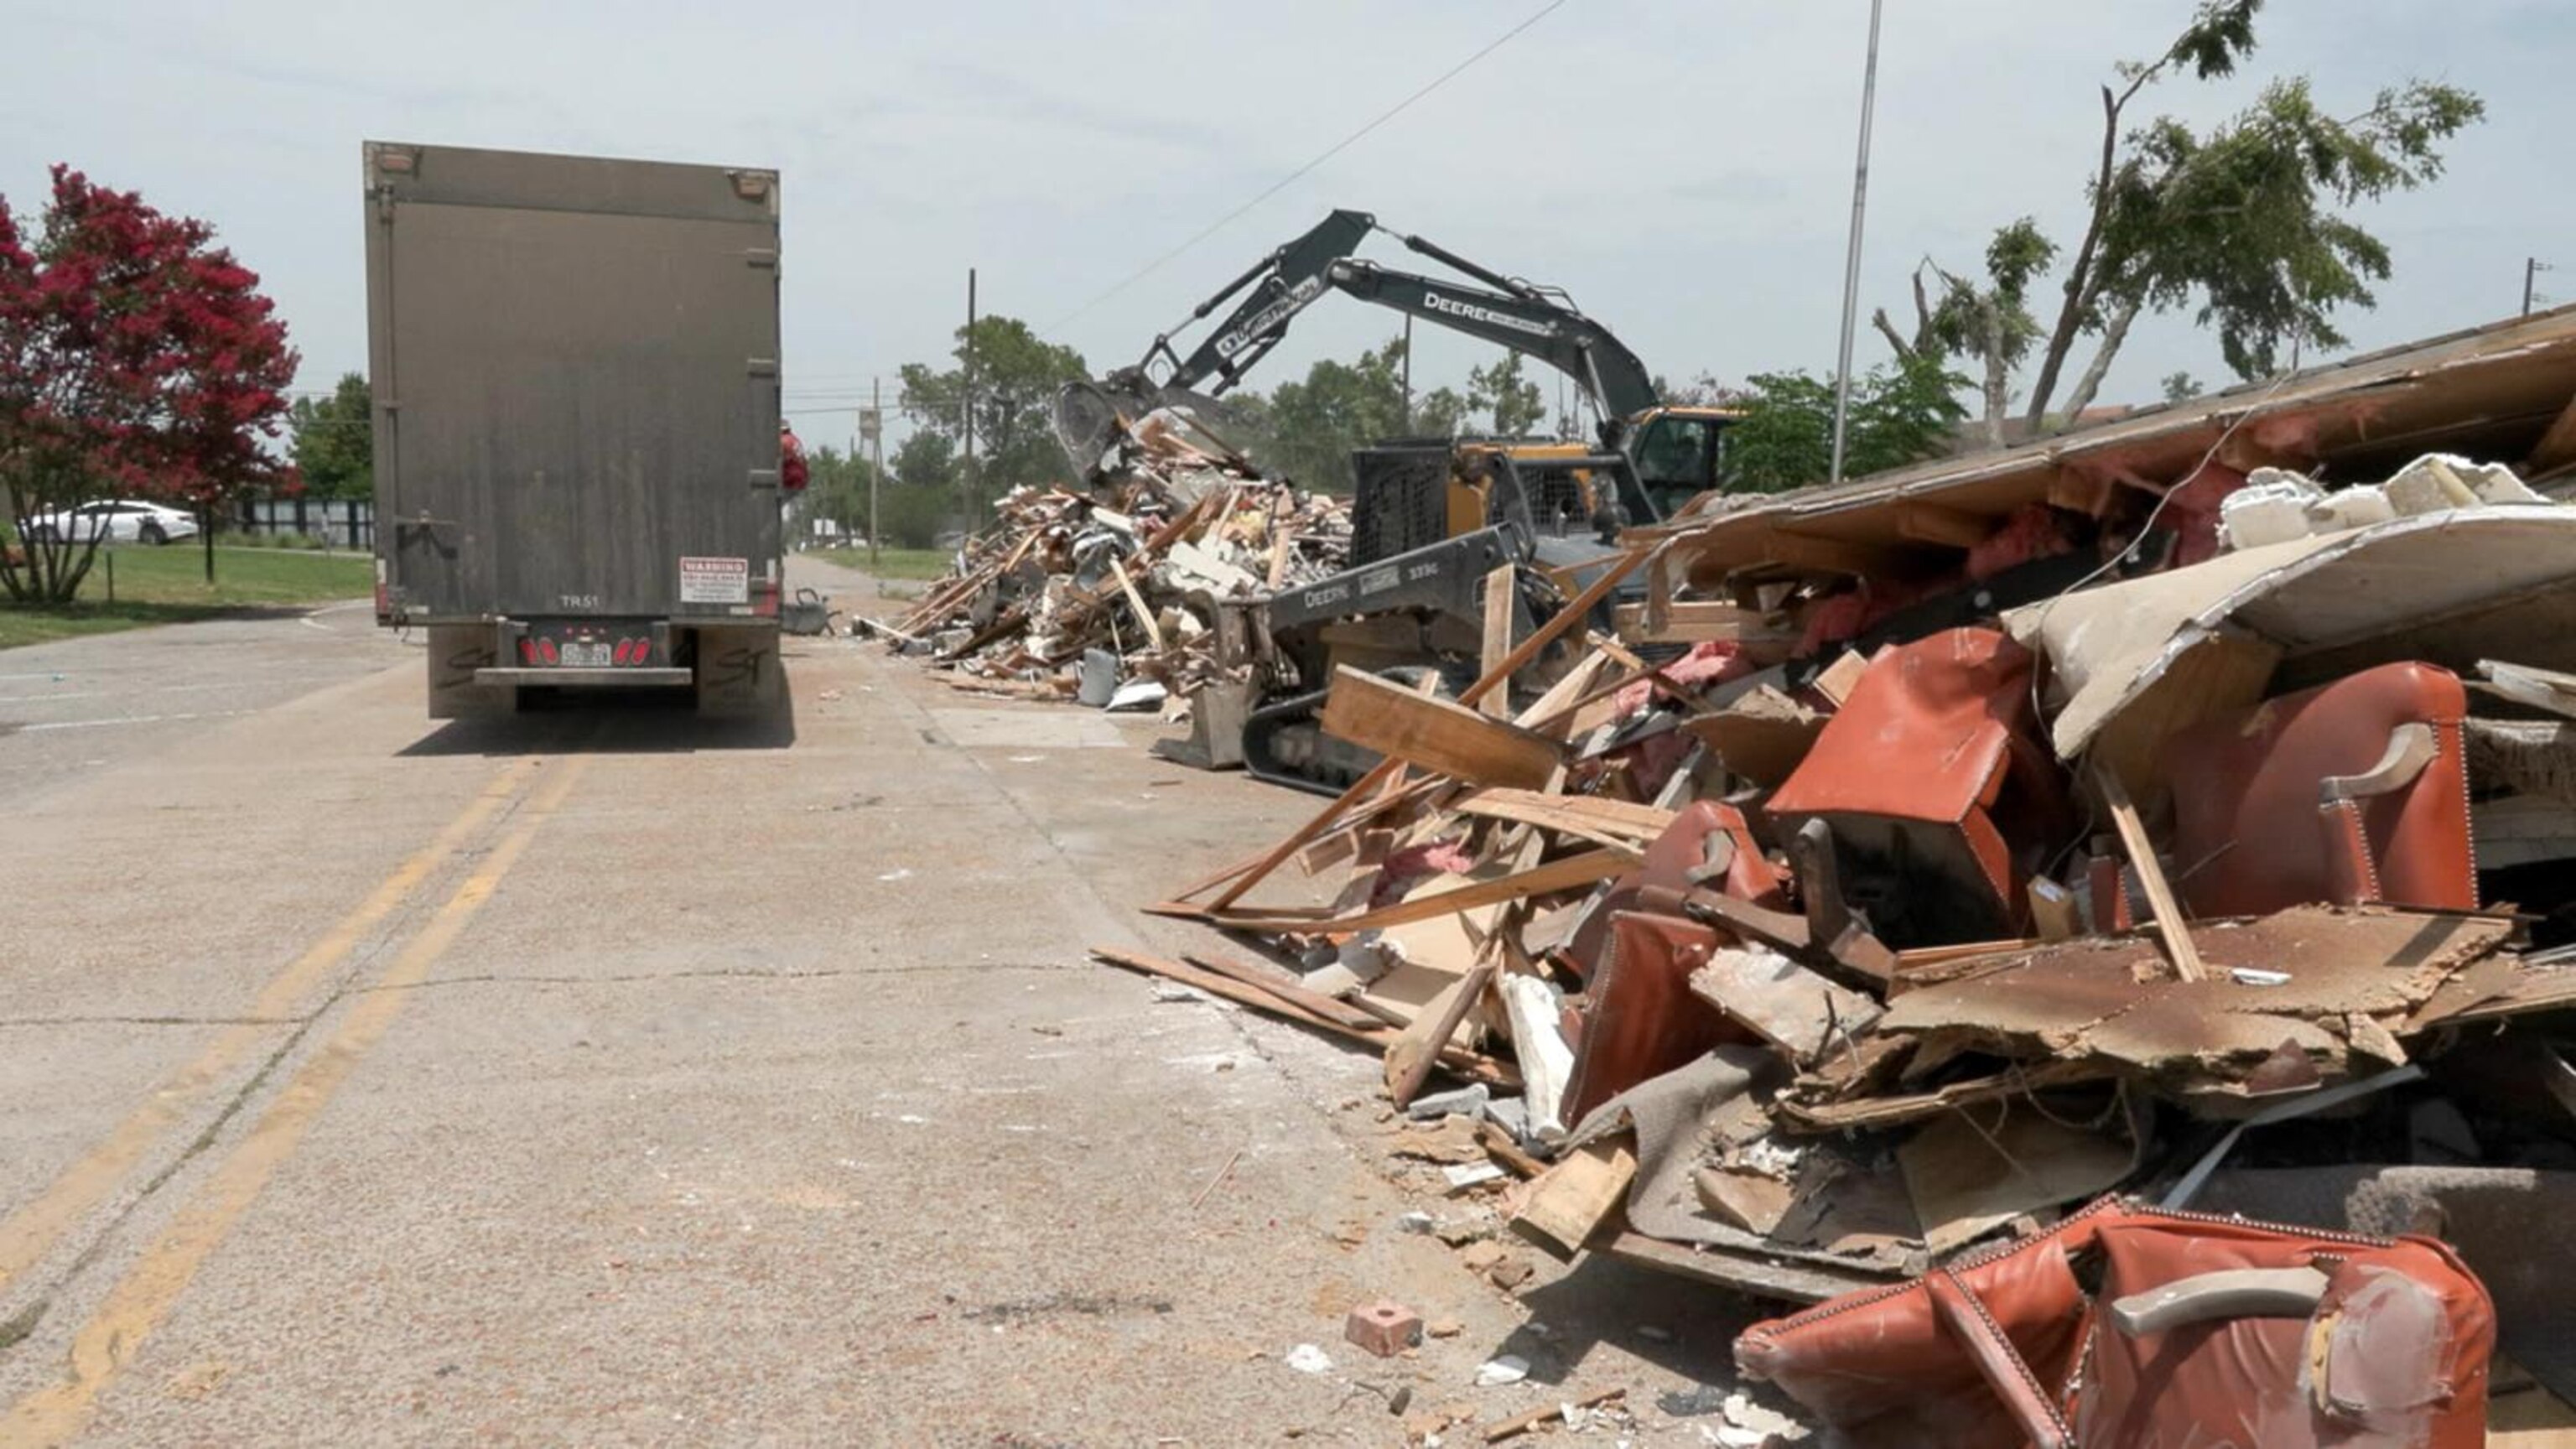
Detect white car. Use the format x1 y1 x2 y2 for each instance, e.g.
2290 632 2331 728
23 500 200 546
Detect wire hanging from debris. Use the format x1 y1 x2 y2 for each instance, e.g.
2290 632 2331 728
1039 0 1569 338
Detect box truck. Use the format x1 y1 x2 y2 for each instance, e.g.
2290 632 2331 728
364 141 788 715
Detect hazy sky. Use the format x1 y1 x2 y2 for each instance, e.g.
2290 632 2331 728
3 1 2560 453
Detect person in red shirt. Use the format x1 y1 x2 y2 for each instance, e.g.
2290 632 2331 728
779 420 809 493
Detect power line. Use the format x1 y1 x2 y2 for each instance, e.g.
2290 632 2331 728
1038 0 1567 337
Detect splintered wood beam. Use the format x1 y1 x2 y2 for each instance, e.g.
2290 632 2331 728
2092 766 2208 983
1480 564 1517 718
2530 390 2576 475
1320 667 1564 789
1213 849 1629 934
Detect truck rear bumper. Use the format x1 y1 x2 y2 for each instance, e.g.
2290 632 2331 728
474 667 694 688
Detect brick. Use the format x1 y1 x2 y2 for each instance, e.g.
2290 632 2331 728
1343 1299 1423 1358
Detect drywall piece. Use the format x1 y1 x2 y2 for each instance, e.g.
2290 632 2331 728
1498 971 1575 1139
2008 506 2576 759
2220 471 2324 551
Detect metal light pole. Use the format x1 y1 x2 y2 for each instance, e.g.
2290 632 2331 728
2526 257 2554 317
961 267 979 535
1828 0 1887 485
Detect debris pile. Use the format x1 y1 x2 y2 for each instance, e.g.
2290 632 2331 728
1091 306 2576 1436
870 408 1349 713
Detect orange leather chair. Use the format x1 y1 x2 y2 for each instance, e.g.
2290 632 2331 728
1737 1197 2496 1449
1766 628 2072 944
2160 662 2475 918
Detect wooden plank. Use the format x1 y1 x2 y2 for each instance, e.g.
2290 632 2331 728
1199 544 1654 911
1508 1135 1638 1261
2093 766 2208 982
1388 958 1498 1108
1448 787 1675 845
1690 945 1883 1063
1215 849 1629 934
1475 1119 1548 1179
1480 564 1516 718
1089 948 1518 1086
1183 952 1384 1033
1318 667 1564 790
1484 1389 1626 1443
1265 525 1294 590
1108 558 1163 652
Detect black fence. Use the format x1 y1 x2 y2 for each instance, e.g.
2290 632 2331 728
234 497 373 549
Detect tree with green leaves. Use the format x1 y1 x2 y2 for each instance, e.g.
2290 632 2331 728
1257 336 1409 493
1719 356 1969 494
288 371 372 500
1877 0 2480 439
891 428 958 495
871 428 963 549
1467 352 1547 436
2160 371 2205 404
1413 385 1469 437
788 443 885 543
896 315 1088 516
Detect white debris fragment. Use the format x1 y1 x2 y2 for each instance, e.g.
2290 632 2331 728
1285 1343 1333 1374
1150 983 1208 1004
1712 1391 1808 1445
1442 1162 1506 1190
2219 472 2324 550
1396 1210 1439 1235
1475 1354 1530 1387
1106 678 1167 712
876 868 913 882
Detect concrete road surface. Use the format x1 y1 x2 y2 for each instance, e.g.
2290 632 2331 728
0 559 1764 1446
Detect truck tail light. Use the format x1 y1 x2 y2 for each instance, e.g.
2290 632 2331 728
537 637 560 666
519 637 538 665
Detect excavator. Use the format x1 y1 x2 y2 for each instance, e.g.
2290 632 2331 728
1055 210 1735 791
1056 209 1736 519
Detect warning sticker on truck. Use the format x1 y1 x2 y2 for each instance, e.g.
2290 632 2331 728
678 556 750 605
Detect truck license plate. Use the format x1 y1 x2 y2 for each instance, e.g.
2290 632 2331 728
559 640 611 667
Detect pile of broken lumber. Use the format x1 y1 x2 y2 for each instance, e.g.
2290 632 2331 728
1098 404 2576 1419
869 407 1350 713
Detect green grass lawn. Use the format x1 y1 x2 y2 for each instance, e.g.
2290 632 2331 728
809 545 958 581
0 545 373 651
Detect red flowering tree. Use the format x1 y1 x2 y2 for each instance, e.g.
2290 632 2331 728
0 166 299 604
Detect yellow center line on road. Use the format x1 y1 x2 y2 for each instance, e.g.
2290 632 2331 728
0 756 543 1299
4 755 591 1448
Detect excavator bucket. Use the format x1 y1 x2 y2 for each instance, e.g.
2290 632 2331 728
1054 377 1249 483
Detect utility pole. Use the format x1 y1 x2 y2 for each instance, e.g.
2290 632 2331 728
865 380 884 572
1828 0 1886 486
961 267 979 535
2526 257 2554 317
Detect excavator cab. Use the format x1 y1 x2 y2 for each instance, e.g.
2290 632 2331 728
1626 406 1741 517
